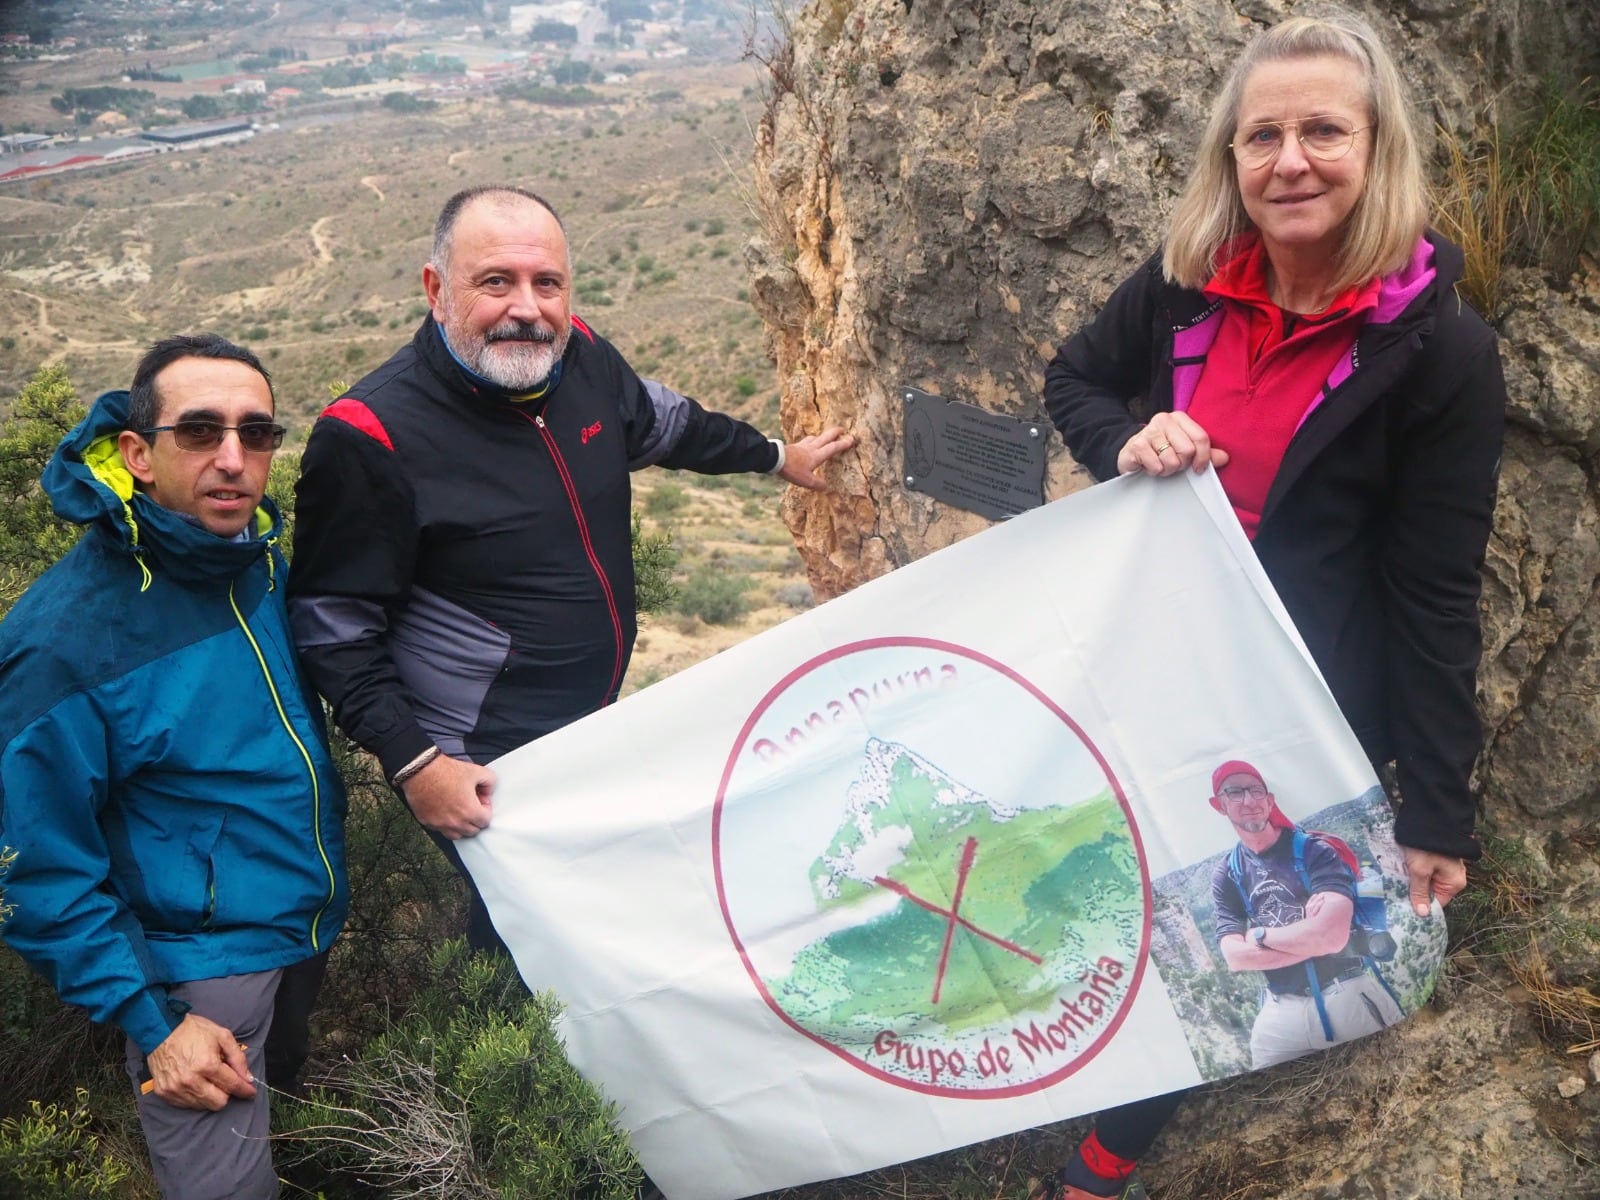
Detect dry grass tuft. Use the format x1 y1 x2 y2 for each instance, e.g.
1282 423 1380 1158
1509 940 1600 1056
277 1050 496 1199
1432 121 1516 321
1447 835 1600 1057
1431 77 1600 321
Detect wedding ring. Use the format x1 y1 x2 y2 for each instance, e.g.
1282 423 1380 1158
1152 442 1171 454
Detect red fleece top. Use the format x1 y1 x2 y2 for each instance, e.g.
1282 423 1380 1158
1189 237 1379 538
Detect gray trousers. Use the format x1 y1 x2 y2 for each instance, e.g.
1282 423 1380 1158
1249 969 1403 1068
125 969 281 1200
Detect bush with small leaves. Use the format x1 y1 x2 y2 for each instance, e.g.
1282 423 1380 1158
275 943 643 1200
644 481 688 517
632 512 678 615
0 366 83 620
675 563 750 625
0 1089 131 1199
775 581 815 610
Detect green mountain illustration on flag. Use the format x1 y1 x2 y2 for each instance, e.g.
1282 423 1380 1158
768 737 1142 1038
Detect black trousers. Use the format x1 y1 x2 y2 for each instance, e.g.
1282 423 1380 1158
425 825 512 957
1092 1088 1188 1161
262 950 331 1094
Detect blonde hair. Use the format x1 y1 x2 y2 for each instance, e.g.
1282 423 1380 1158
1163 9 1428 291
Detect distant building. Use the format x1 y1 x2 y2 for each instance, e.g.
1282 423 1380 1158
226 78 267 95
509 1 609 46
0 137 155 185
322 80 415 98
0 133 54 155
0 154 100 184
140 118 254 145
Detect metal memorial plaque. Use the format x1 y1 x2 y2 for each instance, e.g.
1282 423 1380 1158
900 386 1048 520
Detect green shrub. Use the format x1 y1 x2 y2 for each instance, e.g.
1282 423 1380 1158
643 482 688 517
632 512 679 615
675 562 750 625
276 943 643 1199
0 1090 130 1199
311 735 469 1049
0 366 83 620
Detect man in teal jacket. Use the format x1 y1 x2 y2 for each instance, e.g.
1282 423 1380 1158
0 334 347 1200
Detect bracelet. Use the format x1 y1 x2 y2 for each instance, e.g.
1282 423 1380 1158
767 437 787 475
390 745 441 788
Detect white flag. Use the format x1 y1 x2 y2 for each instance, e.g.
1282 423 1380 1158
460 469 1443 1200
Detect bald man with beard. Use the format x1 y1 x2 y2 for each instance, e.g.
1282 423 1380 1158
288 185 854 954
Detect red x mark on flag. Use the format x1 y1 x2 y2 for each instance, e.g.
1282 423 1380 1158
874 835 1042 1005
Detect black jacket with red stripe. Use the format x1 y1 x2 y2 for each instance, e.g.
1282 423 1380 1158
287 315 778 778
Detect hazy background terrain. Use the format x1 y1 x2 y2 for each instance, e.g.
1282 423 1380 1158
0 0 810 692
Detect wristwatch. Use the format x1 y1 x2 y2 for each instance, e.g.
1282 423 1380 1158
1252 926 1270 949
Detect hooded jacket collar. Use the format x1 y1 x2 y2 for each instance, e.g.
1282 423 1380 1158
42 388 281 588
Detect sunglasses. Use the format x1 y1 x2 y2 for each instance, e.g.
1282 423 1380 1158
141 420 286 454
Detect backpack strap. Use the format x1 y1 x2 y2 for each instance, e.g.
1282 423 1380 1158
1287 830 1337 1041
1290 828 1313 892
1227 843 1247 908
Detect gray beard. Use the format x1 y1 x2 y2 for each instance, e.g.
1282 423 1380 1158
465 330 568 391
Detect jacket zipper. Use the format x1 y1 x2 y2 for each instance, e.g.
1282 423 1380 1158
515 410 627 703
228 579 337 951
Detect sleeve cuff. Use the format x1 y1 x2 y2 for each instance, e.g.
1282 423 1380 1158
1392 806 1481 861
766 438 786 475
374 725 440 784
122 987 187 1057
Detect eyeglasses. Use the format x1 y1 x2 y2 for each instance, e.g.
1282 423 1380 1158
1219 784 1269 802
142 420 285 454
1229 117 1371 168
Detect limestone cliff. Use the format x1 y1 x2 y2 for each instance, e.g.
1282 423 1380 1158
750 0 1600 1195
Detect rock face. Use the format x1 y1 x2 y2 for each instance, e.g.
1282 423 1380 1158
751 0 1600 1194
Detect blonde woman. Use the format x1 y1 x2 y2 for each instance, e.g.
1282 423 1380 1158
1041 10 1503 1198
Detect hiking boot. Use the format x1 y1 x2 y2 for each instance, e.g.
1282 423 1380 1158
1034 1168 1150 1200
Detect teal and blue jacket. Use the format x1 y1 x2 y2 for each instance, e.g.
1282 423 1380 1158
0 389 347 1055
